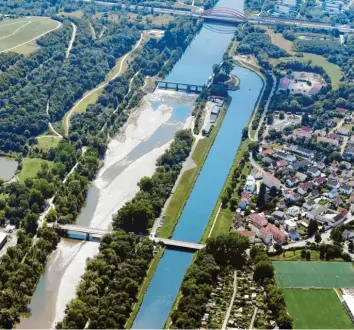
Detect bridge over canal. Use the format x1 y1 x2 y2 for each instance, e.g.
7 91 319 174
47 223 205 251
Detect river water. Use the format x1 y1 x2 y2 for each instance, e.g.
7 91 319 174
18 0 264 327
0 156 18 181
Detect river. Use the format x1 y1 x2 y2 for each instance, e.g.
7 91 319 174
0 156 18 181
18 0 264 327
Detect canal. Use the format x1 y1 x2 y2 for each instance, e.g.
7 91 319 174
132 1 264 329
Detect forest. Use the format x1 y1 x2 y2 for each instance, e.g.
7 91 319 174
171 233 249 329
56 230 155 329
112 129 193 234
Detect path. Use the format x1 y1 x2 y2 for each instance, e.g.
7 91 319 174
65 22 77 59
208 203 222 238
88 21 96 40
249 307 258 330
64 34 144 136
0 21 31 41
0 19 62 54
222 270 237 330
98 26 106 39
46 100 64 138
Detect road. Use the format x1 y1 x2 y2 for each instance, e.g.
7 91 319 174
64 33 144 136
66 22 77 59
249 307 258 330
46 100 64 138
222 270 237 330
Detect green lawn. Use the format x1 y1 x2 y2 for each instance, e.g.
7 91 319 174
284 289 353 329
273 261 354 288
0 17 59 53
158 109 226 238
36 136 61 150
271 250 322 261
18 158 52 183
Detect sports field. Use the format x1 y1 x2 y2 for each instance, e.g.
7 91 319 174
273 261 354 288
0 17 60 54
284 289 353 329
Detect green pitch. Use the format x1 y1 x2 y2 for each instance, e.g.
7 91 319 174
284 289 353 329
273 261 354 288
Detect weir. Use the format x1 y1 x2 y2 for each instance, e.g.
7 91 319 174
155 80 204 93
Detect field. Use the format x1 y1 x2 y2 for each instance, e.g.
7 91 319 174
0 17 60 54
284 289 353 329
273 261 354 288
36 136 61 151
18 158 52 183
263 26 295 54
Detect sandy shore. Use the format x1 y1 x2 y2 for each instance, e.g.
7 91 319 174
52 241 100 328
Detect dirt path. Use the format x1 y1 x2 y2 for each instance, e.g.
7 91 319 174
88 21 96 40
0 19 62 54
64 34 144 136
98 26 106 39
0 21 31 41
46 100 63 138
65 22 77 59
222 270 237 330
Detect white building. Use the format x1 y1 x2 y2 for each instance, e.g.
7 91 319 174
245 175 256 194
343 295 354 322
284 219 297 232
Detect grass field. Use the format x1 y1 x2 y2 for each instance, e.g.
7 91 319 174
273 261 354 288
18 158 52 183
284 289 353 329
263 26 295 54
36 136 61 150
0 17 60 54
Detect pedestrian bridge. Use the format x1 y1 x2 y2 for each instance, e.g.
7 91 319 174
47 223 205 251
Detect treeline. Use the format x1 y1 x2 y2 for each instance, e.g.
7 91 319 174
293 38 340 56
56 230 154 329
171 233 249 328
0 225 60 328
250 245 293 329
48 148 100 224
69 17 202 154
235 24 289 69
112 129 193 234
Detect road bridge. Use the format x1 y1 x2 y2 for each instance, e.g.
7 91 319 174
47 223 205 251
155 80 204 93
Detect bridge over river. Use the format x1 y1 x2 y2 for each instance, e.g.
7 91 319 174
47 223 205 251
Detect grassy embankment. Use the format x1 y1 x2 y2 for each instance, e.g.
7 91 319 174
125 248 164 329
158 104 228 238
0 17 59 54
18 158 52 183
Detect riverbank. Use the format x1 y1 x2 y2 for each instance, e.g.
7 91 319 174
158 100 229 238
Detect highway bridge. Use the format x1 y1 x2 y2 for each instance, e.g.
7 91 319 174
47 223 205 251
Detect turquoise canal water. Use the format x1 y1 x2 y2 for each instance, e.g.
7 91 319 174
132 0 264 327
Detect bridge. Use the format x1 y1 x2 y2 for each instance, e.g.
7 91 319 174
47 223 205 251
155 80 205 93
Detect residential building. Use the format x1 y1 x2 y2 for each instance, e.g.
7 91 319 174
332 196 343 207
307 167 321 178
286 176 299 187
288 206 300 217
251 168 263 180
286 145 313 158
267 223 288 244
277 159 288 168
284 219 297 232
336 107 349 115
328 189 339 199
340 184 353 196
292 128 312 141
313 176 327 186
345 143 354 159
342 229 354 240
306 205 327 220
276 200 287 210
260 227 273 245
303 200 316 211
337 127 350 136
328 178 340 189
289 159 311 171
272 151 297 162
317 136 340 147
237 230 256 244
273 210 287 221
250 213 268 235
330 210 348 227
295 172 307 182
298 181 314 195
263 172 282 189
